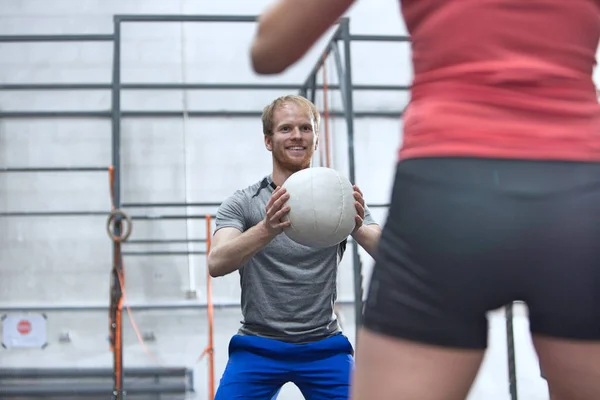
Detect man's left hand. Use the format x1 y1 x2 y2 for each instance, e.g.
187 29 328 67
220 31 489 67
352 184 365 234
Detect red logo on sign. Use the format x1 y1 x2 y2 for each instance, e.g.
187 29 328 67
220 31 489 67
17 320 32 335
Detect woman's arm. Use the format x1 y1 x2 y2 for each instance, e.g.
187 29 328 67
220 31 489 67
251 0 355 74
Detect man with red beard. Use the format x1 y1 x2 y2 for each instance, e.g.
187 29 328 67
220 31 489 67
207 94 381 399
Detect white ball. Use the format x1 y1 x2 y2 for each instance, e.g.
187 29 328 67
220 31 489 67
281 167 356 248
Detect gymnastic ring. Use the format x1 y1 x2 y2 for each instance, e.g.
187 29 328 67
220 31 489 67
106 209 133 242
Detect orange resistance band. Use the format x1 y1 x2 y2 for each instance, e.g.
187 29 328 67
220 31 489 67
107 166 201 395
322 53 332 168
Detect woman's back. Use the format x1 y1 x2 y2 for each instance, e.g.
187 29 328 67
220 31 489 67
400 0 600 162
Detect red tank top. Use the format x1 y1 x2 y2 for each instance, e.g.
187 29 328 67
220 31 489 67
399 0 600 162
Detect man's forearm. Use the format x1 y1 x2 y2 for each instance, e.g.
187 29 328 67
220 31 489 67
352 224 382 259
208 221 275 277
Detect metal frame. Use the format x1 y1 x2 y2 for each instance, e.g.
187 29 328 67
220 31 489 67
0 15 406 397
0 367 193 398
0 33 114 181
297 20 410 336
0 12 518 400
0 16 399 318
0 299 359 313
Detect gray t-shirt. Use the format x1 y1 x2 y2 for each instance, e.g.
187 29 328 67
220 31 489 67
215 175 376 344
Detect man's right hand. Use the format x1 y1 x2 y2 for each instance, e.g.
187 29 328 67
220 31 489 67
208 186 292 278
262 186 291 237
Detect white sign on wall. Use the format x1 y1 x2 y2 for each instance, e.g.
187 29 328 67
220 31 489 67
1 313 48 349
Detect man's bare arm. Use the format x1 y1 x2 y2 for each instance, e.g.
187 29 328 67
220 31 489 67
208 187 291 277
207 222 276 278
350 185 382 259
352 223 382 259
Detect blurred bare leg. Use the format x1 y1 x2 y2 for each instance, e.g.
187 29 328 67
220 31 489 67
351 328 485 400
533 334 600 400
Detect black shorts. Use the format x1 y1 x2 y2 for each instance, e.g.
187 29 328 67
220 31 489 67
363 157 600 349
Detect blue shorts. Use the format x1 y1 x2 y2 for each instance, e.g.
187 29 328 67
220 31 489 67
214 333 354 400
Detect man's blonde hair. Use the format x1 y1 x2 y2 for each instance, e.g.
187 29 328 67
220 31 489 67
261 95 320 136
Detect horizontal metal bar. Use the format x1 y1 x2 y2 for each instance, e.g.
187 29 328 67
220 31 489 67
123 111 280 118
0 110 403 119
0 206 385 218
125 238 207 244
131 214 216 220
0 83 410 91
350 34 410 42
122 83 409 91
123 201 221 208
123 110 404 118
0 367 189 379
0 167 109 173
122 251 207 256
0 83 299 91
0 211 107 217
0 302 239 312
120 110 363 118
0 34 114 42
0 212 218 219
123 83 302 90
368 203 390 208
352 84 411 91
0 299 357 312
0 83 112 91
0 111 110 118
355 111 403 118
117 14 257 23
0 383 187 396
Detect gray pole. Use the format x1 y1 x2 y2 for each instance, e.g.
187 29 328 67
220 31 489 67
110 16 124 400
340 19 363 337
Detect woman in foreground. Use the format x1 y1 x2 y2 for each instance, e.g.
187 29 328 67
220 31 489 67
250 1 600 399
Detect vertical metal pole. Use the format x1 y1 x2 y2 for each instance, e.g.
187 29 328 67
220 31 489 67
112 22 122 211
340 19 362 337
110 16 124 400
506 303 518 400
331 42 348 113
309 74 317 105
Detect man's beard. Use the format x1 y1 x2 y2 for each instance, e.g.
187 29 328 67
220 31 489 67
273 146 313 173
